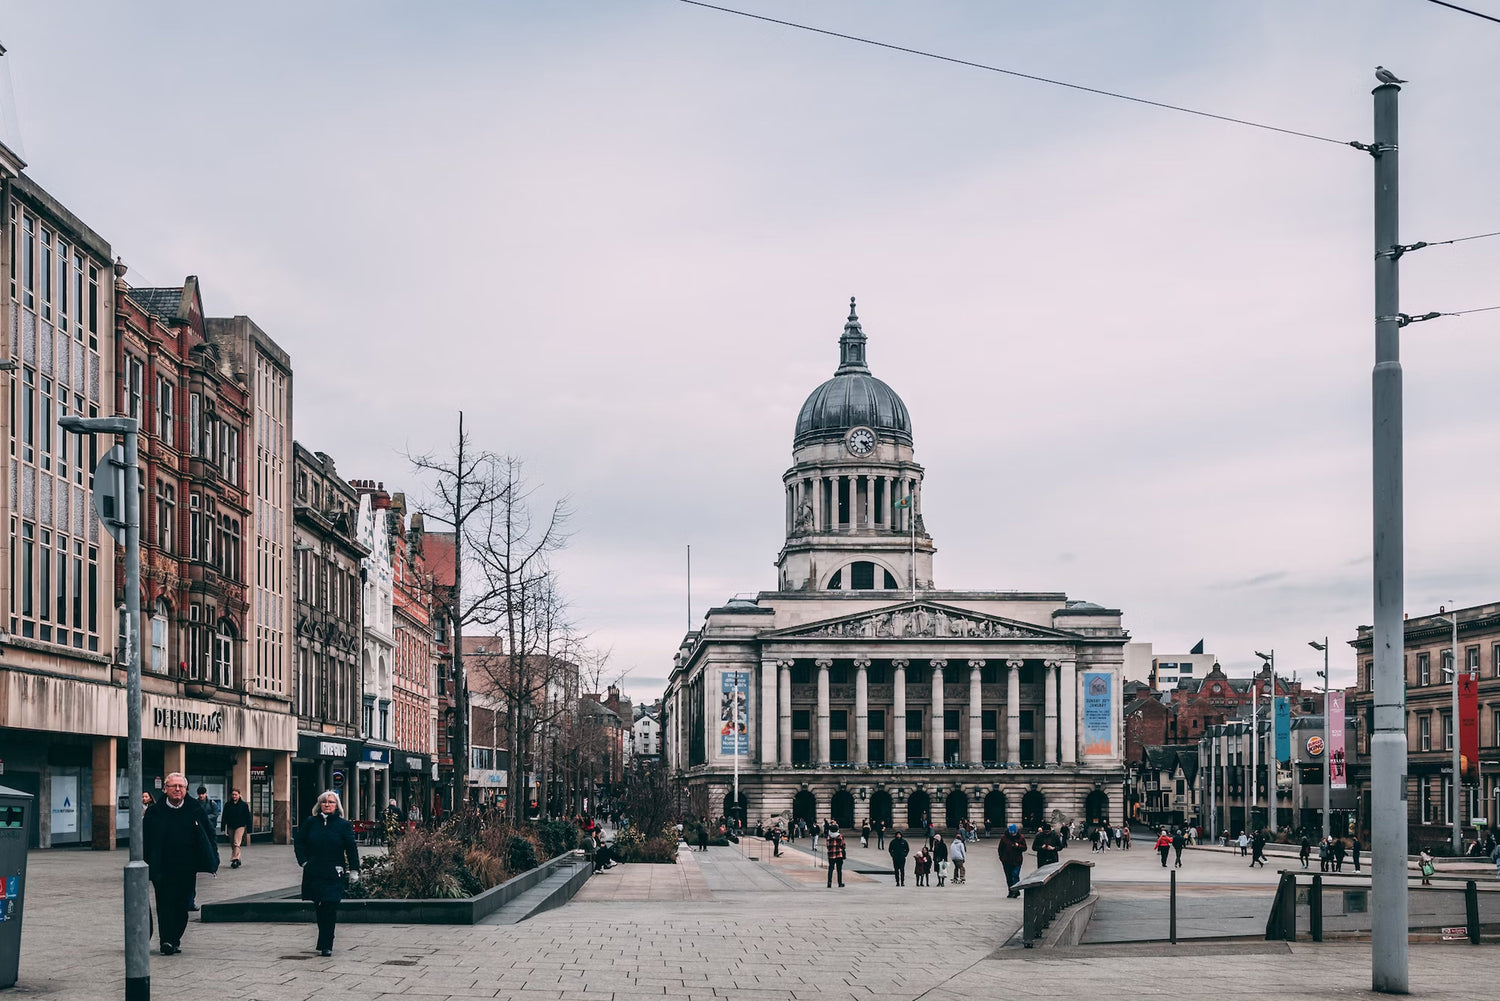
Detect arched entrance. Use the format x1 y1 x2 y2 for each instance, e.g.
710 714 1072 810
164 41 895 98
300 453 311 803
983 790 1007 829
906 789 931 830
944 788 969 828
869 789 894 829
831 789 855 829
1021 788 1045 830
722 791 749 826
1085 790 1109 825
792 790 817 829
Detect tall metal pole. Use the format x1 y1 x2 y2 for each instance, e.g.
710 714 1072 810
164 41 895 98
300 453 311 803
1267 653 1277 835
732 674 740 826
1250 699 1258 828
1449 613 1461 854
1370 79 1408 995
123 425 150 1001
1322 639 1331 840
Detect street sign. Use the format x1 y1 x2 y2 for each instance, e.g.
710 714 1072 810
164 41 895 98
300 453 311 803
91 445 127 545
1441 927 1467 940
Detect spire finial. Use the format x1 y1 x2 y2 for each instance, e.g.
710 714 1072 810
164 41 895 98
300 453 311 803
848 296 858 321
836 296 869 374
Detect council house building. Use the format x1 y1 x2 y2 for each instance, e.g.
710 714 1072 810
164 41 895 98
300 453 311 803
663 302 1127 834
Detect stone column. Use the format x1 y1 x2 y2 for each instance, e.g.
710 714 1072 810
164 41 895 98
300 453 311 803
91 737 117 850
892 659 908 764
968 660 984 766
163 742 187 780
1006 660 1023 765
811 478 822 532
366 767 378 821
850 476 859 531
930 659 946 764
1060 660 1078 765
760 658 779 765
854 657 870 765
779 661 793 767
273 750 293 844
816 658 832 765
1044 661 1060 765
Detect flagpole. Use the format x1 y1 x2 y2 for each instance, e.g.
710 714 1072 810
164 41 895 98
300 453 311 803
909 497 916 600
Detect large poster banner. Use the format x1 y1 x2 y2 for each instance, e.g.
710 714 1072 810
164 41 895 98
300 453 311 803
719 671 749 756
1082 672 1113 755
1274 697 1291 763
1460 673 1480 784
1328 691 1347 790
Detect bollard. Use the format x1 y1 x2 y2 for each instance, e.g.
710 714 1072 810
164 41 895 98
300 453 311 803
1170 868 1177 945
1312 874 1324 941
1466 880 1480 945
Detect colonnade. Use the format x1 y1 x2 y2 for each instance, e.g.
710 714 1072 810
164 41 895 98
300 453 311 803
757 656 1079 768
786 472 922 534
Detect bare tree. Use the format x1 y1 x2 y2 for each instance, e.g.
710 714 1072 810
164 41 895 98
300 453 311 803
408 412 513 810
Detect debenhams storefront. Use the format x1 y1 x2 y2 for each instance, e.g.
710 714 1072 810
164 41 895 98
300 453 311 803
0 667 297 848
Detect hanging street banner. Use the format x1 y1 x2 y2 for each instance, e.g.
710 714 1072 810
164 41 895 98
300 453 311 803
1328 691 1347 790
1460 673 1480 784
1274 697 1291 762
720 671 749 756
1082 672 1113 755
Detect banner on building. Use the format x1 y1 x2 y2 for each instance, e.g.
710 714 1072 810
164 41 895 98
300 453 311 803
1328 691 1347 790
720 671 749 756
1082 672 1113 755
1460 673 1480 784
1274 697 1291 763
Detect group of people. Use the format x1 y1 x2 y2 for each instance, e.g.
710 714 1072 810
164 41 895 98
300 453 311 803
1090 824 1132 851
142 772 361 959
1297 833 1363 871
1153 827 1189 867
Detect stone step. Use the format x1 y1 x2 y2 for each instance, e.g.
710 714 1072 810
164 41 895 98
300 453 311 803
480 859 589 924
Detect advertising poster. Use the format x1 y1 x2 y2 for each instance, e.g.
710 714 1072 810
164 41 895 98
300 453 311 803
49 774 78 836
1328 691 1347 790
720 671 749 756
1274 697 1291 763
1082 672 1113 755
1460 673 1480 784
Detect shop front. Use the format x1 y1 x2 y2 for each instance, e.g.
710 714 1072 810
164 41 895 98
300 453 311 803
392 751 432 821
469 768 508 811
356 746 392 822
292 734 364 823
0 670 297 847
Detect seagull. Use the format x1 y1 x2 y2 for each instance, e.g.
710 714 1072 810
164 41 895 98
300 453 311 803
1375 66 1408 84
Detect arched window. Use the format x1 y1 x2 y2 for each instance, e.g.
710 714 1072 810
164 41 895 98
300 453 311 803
213 621 235 688
150 600 170 674
827 561 899 591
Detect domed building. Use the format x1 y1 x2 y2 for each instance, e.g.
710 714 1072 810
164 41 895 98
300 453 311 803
662 302 1126 835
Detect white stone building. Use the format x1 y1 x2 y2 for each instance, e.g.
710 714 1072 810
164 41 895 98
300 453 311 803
663 302 1126 833
354 483 396 817
632 711 661 760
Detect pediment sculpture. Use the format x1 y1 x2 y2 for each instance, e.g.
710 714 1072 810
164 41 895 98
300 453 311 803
789 605 1057 640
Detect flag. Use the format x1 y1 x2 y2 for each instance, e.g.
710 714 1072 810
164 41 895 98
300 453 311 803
897 495 912 508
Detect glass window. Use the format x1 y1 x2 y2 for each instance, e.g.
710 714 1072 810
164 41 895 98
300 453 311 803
868 709 885 731
1418 653 1430 686
1442 712 1453 751
151 602 169 673
905 709 922 733
829 709 847 731
189 394 201 455
214 623 234 688
1418 715 1431 751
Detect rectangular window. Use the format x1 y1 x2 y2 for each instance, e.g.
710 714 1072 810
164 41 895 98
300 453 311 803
867 738 885 764
72 253 84 340
38 376 52 471
19 523 34 621
906 737 924 760
906 709 922 733
981 737 997 762
20 368 34 463
1493 644 1500 679
55 537 67 628
189 394 201 455
1418 715 1431 752
155 482 174 554
38 227 51 320
943 709 961 731
57 241 68 321
829 738 847 763
1019 710 1035 731
829 709 848 731
982 709 998 731
37 529 51 626
1443 712 1453 751
1466 646 1480 672
791 709 810 731
943 737 961 763
868 709 885 732
791 738 810 765
1494 709 1500 748
1441 649 1454 681
125 356 143 421
87 265 98 348
21 214 33 310
155 376 173 444
189 494 201 560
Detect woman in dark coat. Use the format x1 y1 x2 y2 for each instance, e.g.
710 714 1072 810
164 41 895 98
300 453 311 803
294 790 360 956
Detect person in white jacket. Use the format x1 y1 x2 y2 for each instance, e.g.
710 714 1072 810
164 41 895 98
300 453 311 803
948 833 968 883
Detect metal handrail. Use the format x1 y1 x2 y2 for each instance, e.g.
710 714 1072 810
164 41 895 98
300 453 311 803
1012 859 1094 947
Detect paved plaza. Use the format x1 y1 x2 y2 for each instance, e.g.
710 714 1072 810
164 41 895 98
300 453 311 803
16 836 1499 1001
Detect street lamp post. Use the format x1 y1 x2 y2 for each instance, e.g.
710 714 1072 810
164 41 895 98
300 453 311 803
1310 639 1332 840
58 414 149 1001
1441 609 1461 854
1255 650 1277 834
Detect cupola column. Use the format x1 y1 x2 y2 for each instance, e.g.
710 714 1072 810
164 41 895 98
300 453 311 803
968 660 984 765
778 661 793 767
1044 661 1060 765
854 657 870 765
1007 659 1024 765
892 660 908 764
815 659 832 765
930 660 946 764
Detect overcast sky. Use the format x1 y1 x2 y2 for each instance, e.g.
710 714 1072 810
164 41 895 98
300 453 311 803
5 1 1497 700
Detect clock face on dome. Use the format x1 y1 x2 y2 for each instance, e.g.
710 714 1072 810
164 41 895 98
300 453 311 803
845 427 877 457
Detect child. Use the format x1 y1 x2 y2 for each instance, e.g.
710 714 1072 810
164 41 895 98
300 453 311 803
914 848 931 887
1419 849 1434 886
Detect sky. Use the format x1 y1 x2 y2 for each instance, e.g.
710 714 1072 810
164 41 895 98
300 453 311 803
3 0 1497 701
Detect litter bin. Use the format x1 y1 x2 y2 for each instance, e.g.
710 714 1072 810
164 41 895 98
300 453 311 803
0 785 32 989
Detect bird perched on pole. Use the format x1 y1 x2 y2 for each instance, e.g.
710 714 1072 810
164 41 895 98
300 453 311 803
1375 66 1408 84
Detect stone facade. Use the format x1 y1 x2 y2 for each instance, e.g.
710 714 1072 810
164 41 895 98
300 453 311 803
663 303 1127 834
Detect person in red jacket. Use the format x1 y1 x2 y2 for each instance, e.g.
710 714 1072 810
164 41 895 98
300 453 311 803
825 823 847 888
1155 829 1173 868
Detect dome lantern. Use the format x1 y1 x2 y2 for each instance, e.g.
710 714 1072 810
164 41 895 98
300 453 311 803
793 299 913 448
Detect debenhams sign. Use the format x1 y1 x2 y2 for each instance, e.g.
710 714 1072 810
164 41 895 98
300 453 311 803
153 707 225 733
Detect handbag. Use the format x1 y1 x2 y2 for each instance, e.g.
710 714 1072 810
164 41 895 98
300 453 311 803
1420 861 1435 877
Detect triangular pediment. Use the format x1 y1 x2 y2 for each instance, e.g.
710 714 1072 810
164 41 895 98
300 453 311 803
766 601 1078 641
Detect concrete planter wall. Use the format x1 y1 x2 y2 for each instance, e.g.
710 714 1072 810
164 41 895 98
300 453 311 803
201 849 585 925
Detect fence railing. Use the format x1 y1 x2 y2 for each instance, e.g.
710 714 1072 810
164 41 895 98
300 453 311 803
1266 870 1494 943
1012 859 1094 947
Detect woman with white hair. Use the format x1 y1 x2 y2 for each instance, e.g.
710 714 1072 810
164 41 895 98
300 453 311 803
294 790 360 956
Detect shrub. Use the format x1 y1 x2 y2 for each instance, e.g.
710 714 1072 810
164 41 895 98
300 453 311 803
683 821 729 847
354 809 557 900
537 820 580 857
612 824 679 864
507 834 539 873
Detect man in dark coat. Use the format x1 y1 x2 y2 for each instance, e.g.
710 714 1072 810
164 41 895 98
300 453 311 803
1033 822 1062 868
888 830 910 885
143 772 219 955
295 791 361 956
998 824 1028 897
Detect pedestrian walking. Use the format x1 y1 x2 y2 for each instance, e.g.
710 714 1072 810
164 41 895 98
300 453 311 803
221 788 251 869
876 820 886 851
1299 834 1311 869
931 833 949 886
295 790 360 956
889 830 909 885
948 832 967 883
1155 829 1172 868
825 823 847 888
1122 826 1131 850
769 824 783 857
698 819 710 853
1033 822 1061 868
861 820 871 849
1250 830 1267 867
143 772 219 956
1333 837 1347 872
1237 831 1250 857
998 824 1027 898
1351 836 1362 872
1171 828 1185 868
1419 848 1435 886
914 847 931 886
